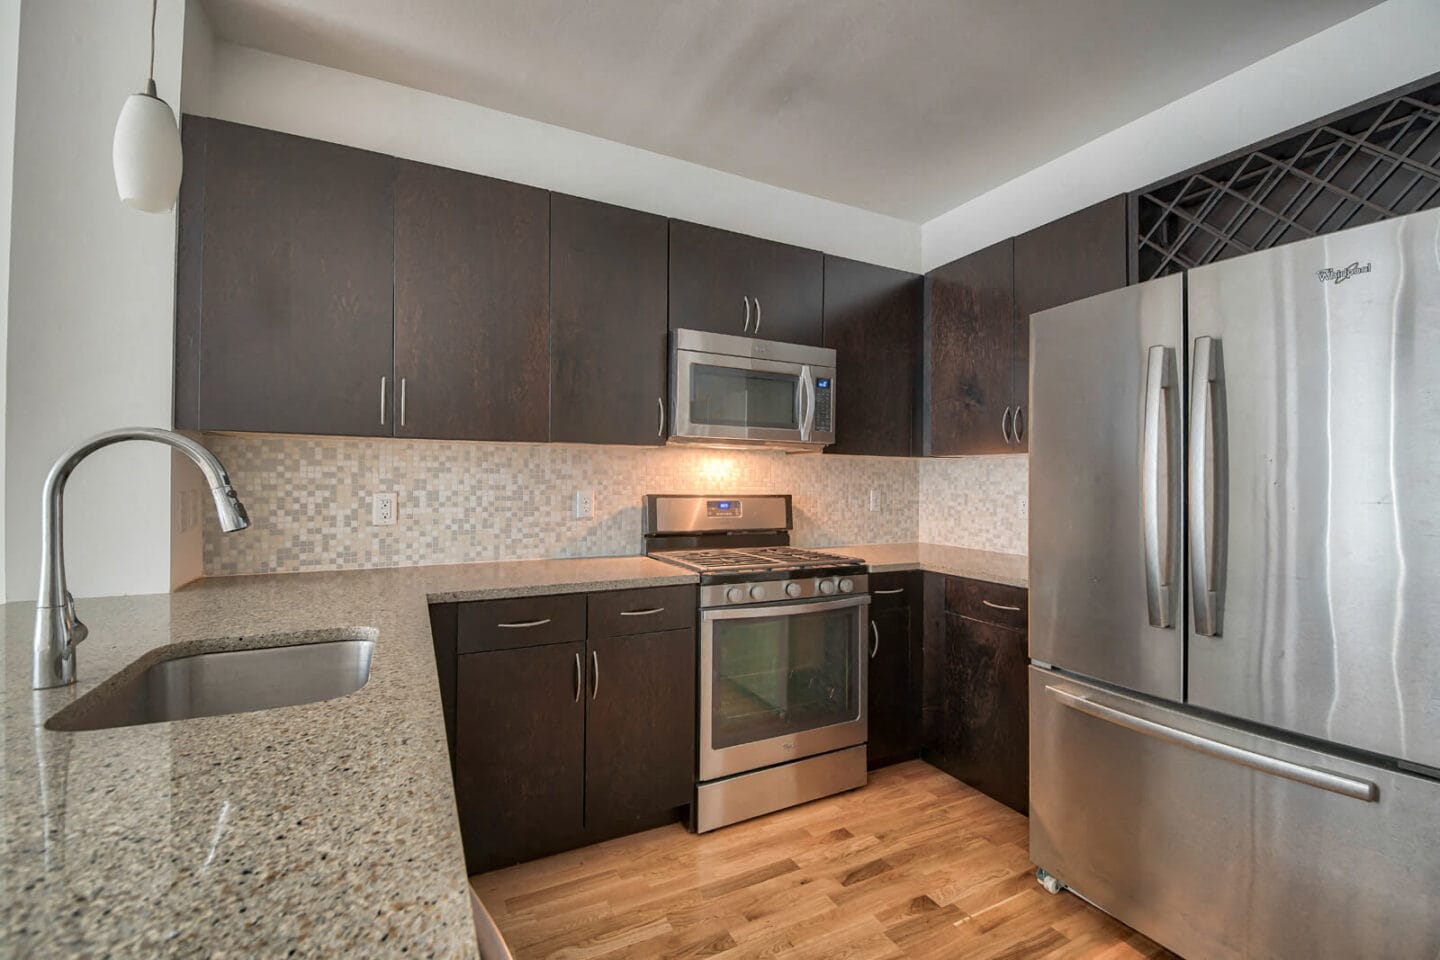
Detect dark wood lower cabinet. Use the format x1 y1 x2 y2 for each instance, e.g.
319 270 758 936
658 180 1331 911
455 642 586 872
922 575 1030 814
585 629 695 838
866 571 923 769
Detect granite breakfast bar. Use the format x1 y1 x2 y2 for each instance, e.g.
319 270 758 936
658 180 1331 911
2 545 1023 957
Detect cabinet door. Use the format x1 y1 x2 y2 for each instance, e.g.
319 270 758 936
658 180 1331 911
867 606 913 768
584 629 696 838
1012 195 1128 451
394 160 549 441
822 256 922 456
923 238 1015 455
184 118 396 436
940 614 1029 814
669 221 823 345
455 642 585 873
549 195 668 445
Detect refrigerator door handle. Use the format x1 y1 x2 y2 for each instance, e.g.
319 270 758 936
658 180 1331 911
1188 336 1228 637
1141 345 1179 628
1045 684 1378 802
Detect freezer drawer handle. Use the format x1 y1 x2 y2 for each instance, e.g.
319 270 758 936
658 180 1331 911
1189 336 1228 637
1141 344 1179 629
1045 685 1378 802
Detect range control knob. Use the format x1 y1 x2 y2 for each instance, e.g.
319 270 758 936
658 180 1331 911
838 578 855 594
818 578 837 595
725 586 745 603
749 584 768 600
785 581 803 598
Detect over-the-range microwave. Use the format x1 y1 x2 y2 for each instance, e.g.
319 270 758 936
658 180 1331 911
668 328 836 453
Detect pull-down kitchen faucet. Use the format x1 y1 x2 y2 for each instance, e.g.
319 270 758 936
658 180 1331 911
32 428 250 689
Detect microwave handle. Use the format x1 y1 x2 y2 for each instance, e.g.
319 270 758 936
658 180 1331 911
798 365 815 442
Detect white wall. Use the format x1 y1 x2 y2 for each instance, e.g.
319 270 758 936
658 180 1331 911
5 0 187 601
204 42 922 273
921 0 1440 271
0 0 20 601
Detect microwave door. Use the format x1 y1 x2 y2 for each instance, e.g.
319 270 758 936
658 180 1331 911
673 350 806 444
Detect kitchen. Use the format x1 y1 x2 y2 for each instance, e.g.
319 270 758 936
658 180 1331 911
3 1 1439 958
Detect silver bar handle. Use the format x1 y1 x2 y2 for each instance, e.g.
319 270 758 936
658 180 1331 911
497 618 551 629
573 653 582 703
1001 405 1013 444
798 365 815 441
873 588 905 596
379 376 387 426
743 296 751 333
657 397 665 438
1046 685 1377 802
619 607 664 617
590 650 600 700
1013 405 1024 443
399 377 407 428
1141 345 1178 628
982 599 1021 613
754 297 762 334
1188 336 1228 637
869 620 879 658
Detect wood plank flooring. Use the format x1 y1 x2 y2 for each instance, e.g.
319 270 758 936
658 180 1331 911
471 761 1178 960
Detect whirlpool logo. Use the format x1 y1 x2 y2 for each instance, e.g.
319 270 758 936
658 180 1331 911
1315 261 1372 284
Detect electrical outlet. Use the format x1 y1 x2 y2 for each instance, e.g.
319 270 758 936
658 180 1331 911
573 489 595 521
372 492 397 526
868 489 881 512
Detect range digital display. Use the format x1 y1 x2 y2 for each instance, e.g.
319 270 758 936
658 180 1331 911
707 499 743 518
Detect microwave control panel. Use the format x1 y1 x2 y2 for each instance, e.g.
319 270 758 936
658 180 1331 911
814 377 833 432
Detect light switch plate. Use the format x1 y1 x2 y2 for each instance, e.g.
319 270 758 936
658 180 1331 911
372 492 397 526
573 490 595 521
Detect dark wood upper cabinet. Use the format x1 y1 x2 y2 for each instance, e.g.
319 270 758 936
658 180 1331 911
822 257 922 457
669 220 824 346
176 118 396 436
584 628 696 839
455 641 586 873
923 238 1015 456
394 161 550 442
1011 195 1129 451
549 195 668 445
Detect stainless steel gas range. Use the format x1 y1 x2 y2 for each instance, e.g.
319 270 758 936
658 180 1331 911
643 494 870 832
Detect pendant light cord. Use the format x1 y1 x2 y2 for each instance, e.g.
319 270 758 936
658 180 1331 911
148 0 157 83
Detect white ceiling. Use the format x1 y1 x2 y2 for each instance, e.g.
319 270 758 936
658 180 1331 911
201 0 1382 222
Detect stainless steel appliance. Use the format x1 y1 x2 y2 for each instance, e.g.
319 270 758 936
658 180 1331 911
643 494 869 831
1028 208 1440 959
669 329 836 452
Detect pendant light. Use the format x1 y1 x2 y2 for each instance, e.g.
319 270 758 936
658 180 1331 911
113 0 182 212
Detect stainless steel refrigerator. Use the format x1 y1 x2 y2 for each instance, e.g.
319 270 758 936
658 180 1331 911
1028 207 1440 959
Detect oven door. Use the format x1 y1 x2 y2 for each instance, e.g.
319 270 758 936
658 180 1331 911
699 594 869 781
672 347 833 448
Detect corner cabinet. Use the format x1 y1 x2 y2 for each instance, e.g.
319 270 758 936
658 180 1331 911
449 586 696 874
822 257 923 457
923 195 1128 455
669 220 824 346
175 117 396 436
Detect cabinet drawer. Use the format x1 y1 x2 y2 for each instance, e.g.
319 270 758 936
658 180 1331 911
944 576 1027 630
587 585 696 638
869 571 915 608
458 594 586 653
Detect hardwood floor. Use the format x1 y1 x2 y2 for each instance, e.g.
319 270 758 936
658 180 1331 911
471 761 1178 960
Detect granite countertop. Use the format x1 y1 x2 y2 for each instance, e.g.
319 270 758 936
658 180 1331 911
830 542 1029 588
1 555 694 959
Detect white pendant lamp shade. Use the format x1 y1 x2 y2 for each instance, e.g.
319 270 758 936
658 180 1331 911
113 81 182 213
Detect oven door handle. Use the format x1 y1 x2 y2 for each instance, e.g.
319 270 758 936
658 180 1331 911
701 593 870 621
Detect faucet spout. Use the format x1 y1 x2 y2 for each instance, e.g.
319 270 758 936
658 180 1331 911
33 428 250 689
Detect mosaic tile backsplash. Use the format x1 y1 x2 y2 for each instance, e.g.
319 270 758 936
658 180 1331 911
201 434 1028 576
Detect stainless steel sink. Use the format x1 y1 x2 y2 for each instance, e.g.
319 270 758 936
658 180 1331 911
45 632 376 732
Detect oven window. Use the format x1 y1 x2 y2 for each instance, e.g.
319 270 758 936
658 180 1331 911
710 605 860 749
690 365 799 430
